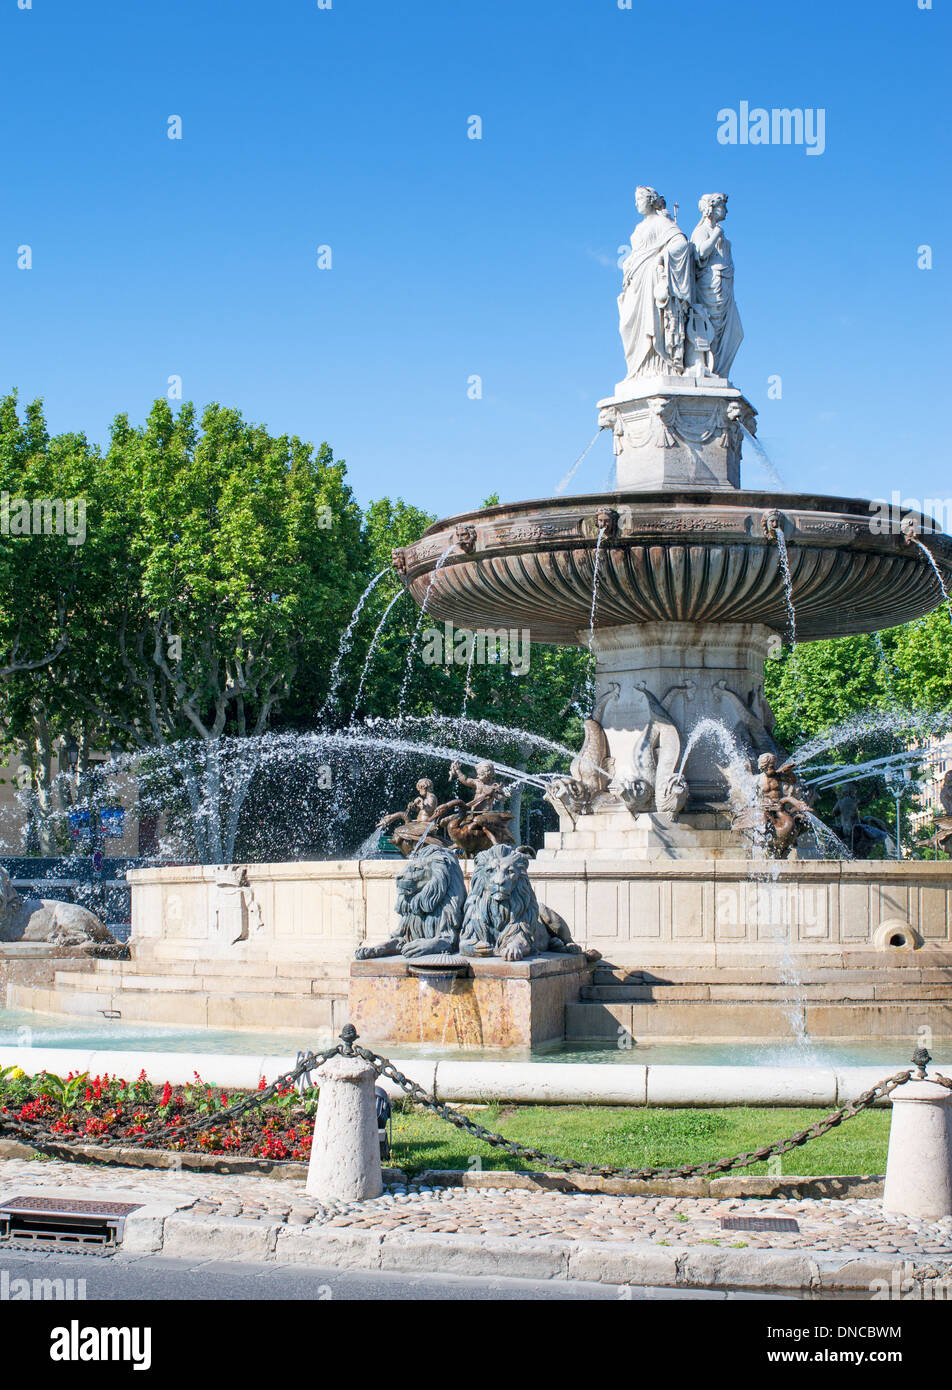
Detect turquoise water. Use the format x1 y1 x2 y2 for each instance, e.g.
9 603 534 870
0 1007 923 1068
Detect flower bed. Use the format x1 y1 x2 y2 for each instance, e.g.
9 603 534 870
0 1065 318 1161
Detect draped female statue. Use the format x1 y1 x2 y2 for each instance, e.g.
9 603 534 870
690 193 743 379
617 187 695 380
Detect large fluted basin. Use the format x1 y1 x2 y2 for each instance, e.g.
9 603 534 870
393 490 952 644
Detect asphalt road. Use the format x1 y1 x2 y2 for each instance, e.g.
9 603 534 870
0 1248 794 1300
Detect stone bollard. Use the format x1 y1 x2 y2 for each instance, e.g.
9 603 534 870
883 1078 952 1221
305 1053 383 1203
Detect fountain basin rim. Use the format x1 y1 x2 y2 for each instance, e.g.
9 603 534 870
413 488 952 547
394 489 951 643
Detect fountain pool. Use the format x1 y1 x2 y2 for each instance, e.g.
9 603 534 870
4 182 952 1056
0 1005 921 1068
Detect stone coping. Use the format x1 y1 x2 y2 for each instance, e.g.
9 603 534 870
350 952 591 981
0 1047 923 1106
414 1169 885 1200
0 942 101 958
127 856 952 883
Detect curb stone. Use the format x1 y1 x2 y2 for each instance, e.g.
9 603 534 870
142 1214 949 1291
274 1226 385 1270
161 1214 282 1260
377 1232 571 1280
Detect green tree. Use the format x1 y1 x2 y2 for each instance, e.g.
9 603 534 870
889 608 952 712
2 397 368 861
0 395 131 850
95 400 366 859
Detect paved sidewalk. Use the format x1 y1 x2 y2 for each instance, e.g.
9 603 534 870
2 1157 951 1292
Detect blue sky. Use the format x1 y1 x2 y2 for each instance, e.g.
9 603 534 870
1 0 948 520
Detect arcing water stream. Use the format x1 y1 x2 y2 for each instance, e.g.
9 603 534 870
908 534 952 623
318 567 390 724
352 588 407 717
554 429 603 495
586 525 606 708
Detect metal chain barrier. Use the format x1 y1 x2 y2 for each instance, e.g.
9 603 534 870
354 1033 919 1181
1 1028 948 1178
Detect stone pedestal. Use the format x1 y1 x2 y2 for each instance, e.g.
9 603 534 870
882 1078 952 1221
537 809 740 861
599 377 756 492
349 953 593 1049
305 1053 383 1203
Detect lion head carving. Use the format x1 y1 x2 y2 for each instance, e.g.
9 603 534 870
355 845 465 960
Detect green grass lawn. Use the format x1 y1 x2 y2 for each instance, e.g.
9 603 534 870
387 1105 890 1178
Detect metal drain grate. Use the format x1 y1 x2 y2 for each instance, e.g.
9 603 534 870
0 1196 143 1251
720 1216 801 1233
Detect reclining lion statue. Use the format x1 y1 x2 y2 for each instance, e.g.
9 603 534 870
0 867 115 947
355 845 466 959
459 844 588 962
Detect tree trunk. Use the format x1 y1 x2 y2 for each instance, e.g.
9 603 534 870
30 713 58 856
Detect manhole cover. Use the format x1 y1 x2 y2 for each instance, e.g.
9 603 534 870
720 1216 800 1233
0 1196 143 1250
2 1198 142 1217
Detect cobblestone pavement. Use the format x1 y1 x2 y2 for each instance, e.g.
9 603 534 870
2 1157 952 1261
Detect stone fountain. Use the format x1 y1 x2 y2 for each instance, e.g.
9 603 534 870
378 185 952 1044
393 187 952 862
9 187 952 1049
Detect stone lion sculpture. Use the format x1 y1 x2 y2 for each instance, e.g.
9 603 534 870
0 866 115 947
354 845 466 959
459 844 585 962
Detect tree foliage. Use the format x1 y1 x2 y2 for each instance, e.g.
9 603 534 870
4 390 949 861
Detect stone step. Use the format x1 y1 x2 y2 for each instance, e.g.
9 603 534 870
591 965 952 986
8 980 341 1034
565 998 952 1042
580 982 952 1003
50 966 346 999
50 972 342 1001
535 845 744 862
111 953 351 980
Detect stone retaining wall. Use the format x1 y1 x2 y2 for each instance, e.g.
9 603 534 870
126 856 952 972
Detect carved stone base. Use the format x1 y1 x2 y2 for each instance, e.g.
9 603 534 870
536 810 747 862
577 621 780 814
598 377 756 491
